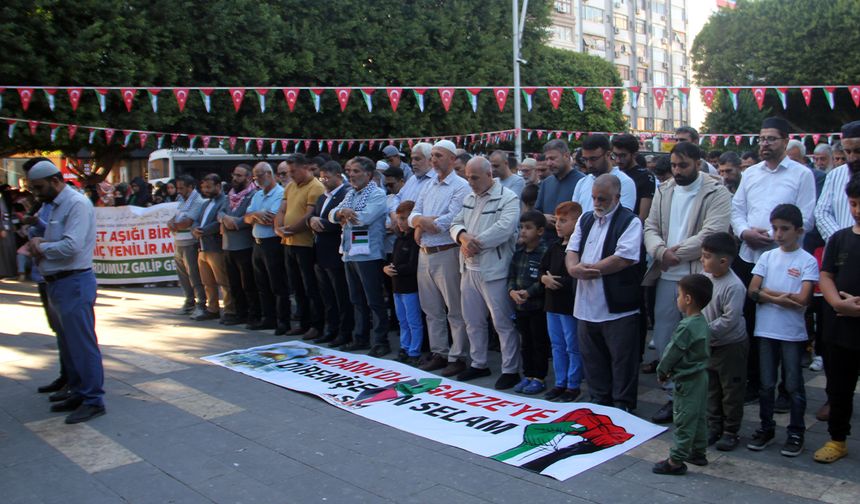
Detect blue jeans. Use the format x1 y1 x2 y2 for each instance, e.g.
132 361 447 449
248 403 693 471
547 312 582 389
46 270 104 407
758 337 806 435
394 292 423 357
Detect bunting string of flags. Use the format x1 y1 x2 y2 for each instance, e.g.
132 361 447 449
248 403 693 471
2 85 858 115
2 116 844 154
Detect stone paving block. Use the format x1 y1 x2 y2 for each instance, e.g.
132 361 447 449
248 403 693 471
118 434 235 486
549 467 661 503
211 443 307 486
0 458 124 504
94 460 213 504
26 416 142 473
161 421 253 457
401 484 492 504
268 467 398 503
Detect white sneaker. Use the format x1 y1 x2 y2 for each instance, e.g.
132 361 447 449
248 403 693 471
190 307 207 319
809 356 824 372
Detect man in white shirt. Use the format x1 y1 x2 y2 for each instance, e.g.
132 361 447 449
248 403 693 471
816 121 860 242
565 174 643 412
643 142 733 423
731 116 817 399
571 134 637 213
409 140 471 377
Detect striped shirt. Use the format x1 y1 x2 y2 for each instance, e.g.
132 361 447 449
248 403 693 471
408 171 470 247
815 164 856 241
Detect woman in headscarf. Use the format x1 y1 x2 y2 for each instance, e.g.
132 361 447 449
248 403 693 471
96 180 115 207
127 176 152 207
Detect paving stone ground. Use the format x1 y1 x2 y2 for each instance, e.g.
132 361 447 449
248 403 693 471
1 279 858 503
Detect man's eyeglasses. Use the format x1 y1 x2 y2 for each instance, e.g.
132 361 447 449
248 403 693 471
757 136 784 145
610 152 631 161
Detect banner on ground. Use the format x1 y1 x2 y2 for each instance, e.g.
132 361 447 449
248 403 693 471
202 341 666 480
94 203 178 285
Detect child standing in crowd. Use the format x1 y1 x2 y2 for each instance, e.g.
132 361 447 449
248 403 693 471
508 211 549 395
653 274 713 475
814 174 860 464
384 201 422 366
746 204 819 457
700 232 748 452
541 201 583 402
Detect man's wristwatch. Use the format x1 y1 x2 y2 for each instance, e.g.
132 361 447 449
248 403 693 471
750 289 761 303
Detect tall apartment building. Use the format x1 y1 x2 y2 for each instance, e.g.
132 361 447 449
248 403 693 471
548 0 691 132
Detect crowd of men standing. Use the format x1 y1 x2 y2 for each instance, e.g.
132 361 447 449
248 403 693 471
23 117 860 468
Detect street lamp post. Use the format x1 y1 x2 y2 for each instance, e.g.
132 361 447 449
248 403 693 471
512 0 528 161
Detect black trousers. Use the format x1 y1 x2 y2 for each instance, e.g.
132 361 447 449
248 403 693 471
826 343 860 442
252 238 290 324
315 263 353 339
285 245 324 332
515 309 549 380
38 282 66 381
225 248 259 321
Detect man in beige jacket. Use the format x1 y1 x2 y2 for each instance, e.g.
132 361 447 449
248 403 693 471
643 142 732 424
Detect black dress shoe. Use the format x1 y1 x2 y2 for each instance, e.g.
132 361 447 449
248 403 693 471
274 324 290 336
247 319 276 330
65 404 106 424
314 333 336 345
50 395 84 412
494 373 521 390
49 388 73 402
457 366 491 382
328 336 350 348
221 315 247 326
651 401 674 424
37 378 66 393
368 345 391 358
340 341 370 352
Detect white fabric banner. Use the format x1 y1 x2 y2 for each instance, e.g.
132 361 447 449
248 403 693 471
202 341 666 480
93 203 179 285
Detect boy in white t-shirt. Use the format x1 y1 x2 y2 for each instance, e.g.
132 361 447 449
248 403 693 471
746 204 819 457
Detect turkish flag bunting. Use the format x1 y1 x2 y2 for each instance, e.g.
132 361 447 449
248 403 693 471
121 88 136 112
171 133 180 144
228 137 238 150
347 140 355 151
386 87 403 111
326 140 334 152
281 140 289 152
811 134 821 144
256 139 264 152
752 87 766 110
18 88 34 111
282 88 299 112
850 86 860 107
202 136 211 148
547 87 563 109
68 88 83 111
104 128 115 144
493 87 509 111
701 87 716 108
68 124 77 139
437 88 454 112
734 135 742 145
139 132 148 148
173 88 190 112
600 88 615 109
536 130 545 139
335 88 352 111
303 140 312 152
28 120 38 135
653 87 667 109
229 88 245 112
575 132 582 140
368 139 376 150
801 87 813 106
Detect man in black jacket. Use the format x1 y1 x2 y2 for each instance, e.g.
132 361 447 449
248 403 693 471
308 161 353 346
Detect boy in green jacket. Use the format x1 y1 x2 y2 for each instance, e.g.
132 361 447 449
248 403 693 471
653 273 713 475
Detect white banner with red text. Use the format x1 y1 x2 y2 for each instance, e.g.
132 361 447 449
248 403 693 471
93 203 179 285
202 341 666 480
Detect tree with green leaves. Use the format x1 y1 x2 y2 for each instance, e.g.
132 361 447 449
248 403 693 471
692 0 860 135
0 0 626 180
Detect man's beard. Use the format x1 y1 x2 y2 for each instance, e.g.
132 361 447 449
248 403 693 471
674 171 698 186
849 160 860 174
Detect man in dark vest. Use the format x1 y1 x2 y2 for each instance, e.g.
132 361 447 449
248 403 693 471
566 174 644 412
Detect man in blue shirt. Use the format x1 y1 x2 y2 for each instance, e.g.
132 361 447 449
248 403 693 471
535 139 584 242
244 162 290 333
26 158 105 424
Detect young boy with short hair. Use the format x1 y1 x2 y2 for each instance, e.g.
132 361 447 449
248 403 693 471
653 273 713 475
508 210 549 395
814 173 860 464
541 201 583 402
384 201 423 366
746 203 819 457
700 232 748 451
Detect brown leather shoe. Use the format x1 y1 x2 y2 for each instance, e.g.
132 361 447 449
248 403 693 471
816 402 830 422
418 353 447 372
301 328 319 340
440 359 467 377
